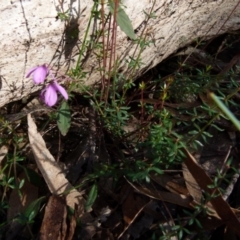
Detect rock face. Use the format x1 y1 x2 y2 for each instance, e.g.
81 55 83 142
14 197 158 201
0 0 240 107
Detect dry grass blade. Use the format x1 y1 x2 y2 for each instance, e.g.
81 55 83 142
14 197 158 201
184 148 240 236
27 114 84 212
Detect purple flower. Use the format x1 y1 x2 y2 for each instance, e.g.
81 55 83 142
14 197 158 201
41 81 68 107
26 65 48 84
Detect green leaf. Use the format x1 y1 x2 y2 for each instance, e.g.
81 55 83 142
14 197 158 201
108 1 136 40
85 184 98 211
23 196 46 223
202 131 213 138
211 124 224 132
57 101 71 136
195 218 203 228
210 92 240 131
178 229 183 239
148 167 163 175
19 179 25 189
21 167 44 187
194 140 203 147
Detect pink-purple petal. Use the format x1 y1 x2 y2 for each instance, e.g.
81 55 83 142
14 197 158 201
26 65 48 84
33 65 48 84
52 81 68 100
26 66 38 78
44 84 58 107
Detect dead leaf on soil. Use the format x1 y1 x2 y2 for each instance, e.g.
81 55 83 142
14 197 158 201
150 173 189 195
182 162 202 203
0 145 8 180
27 114 84 213
118 185 149 239
40 195 76 240
127 180 193 209
0 145 8 162
184 148 240 237
128 177 225 223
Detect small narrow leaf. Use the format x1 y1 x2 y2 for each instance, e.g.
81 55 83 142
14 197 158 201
194 140 203 147
109 1 136 40
57 101 71 136
210 92 240 131
85 184 98 212
19 179 25 189
23 196 46 222
148 167 163 175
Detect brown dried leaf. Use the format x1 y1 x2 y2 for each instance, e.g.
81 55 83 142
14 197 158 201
119 186 149 239
40 195 68 240
0 145 8 180
122 188 149 225
150 173 189 195
129 178 222 221
0 145 8 162
27 114 84 213
129 182 193 209
182 162 222 218
184 148 240 236
223 226 240 240
67 215 77 240
182 162 202 203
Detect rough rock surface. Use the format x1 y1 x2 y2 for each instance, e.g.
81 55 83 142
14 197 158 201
0 0 240 107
